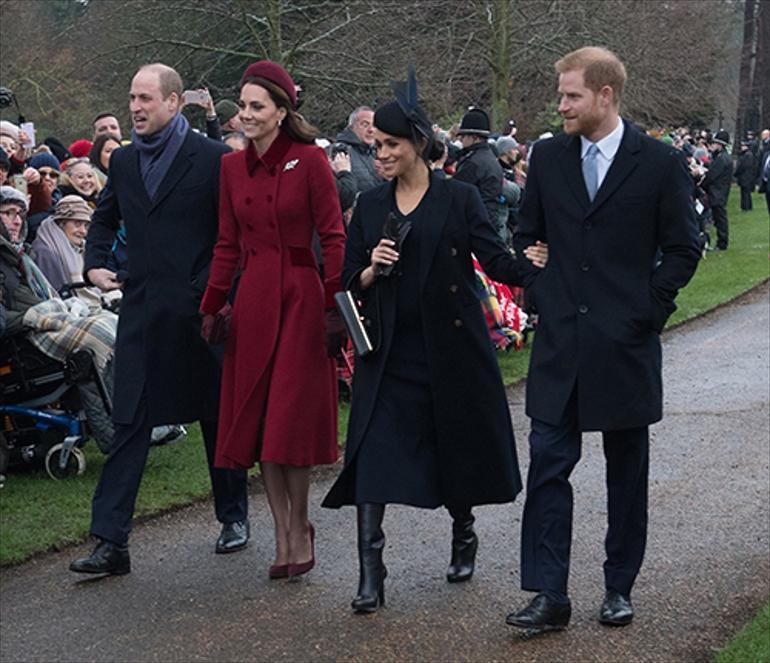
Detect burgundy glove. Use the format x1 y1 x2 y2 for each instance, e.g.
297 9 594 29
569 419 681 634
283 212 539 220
200 303 232 345
324 308 346 358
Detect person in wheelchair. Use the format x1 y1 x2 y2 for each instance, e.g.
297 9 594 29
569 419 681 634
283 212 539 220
2 184 119 438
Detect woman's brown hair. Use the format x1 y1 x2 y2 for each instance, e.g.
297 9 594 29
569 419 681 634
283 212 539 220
241 76 318 144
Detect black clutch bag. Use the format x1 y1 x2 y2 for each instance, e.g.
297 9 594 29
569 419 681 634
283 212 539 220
334 291 374 357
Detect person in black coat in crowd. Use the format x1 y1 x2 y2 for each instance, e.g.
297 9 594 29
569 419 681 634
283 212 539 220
69 63 249 578
701 130 732 250
734 142 756 211
508 46 700 634
453 107 503 230
322 69 547 613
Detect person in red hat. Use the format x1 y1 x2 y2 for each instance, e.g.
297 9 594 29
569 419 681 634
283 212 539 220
200 60 346 580
67 139 93 159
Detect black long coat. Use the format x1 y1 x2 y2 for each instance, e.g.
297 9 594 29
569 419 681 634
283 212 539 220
513 121 701 432
734 151 757 190
323 174 528 508
84 129 229 426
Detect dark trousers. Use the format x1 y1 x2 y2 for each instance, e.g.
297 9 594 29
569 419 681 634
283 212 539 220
740 187 753 211
520 407 649 598
711 204 729 249
90 391 248 546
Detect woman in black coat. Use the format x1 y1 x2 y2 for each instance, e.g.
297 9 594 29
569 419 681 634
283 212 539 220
322 72 546 613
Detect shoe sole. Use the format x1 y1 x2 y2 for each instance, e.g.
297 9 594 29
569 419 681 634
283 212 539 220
506 618 567 632
599 616 633 626
215 542 248 554
69 566 130 576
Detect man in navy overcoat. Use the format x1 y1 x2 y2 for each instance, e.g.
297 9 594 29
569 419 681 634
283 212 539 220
508 47 700 631
70 64 249 577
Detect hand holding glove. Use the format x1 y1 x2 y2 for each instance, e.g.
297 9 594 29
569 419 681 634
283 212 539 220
200 303 232 345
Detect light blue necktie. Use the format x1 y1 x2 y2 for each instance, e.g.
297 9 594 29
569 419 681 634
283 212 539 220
582 143 599 201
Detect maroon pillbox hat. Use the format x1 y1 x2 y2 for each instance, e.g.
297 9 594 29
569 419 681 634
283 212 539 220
240 61 297 109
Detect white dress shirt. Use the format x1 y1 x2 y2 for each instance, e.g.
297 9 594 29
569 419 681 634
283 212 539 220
580 119 625 190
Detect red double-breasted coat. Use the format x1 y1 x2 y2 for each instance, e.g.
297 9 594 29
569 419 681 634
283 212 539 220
200 132 345 469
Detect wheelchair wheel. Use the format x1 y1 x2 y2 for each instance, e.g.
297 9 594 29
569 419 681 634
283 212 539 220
45 444 86 480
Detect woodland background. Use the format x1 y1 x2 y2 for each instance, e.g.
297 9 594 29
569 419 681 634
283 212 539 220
0 0 768 145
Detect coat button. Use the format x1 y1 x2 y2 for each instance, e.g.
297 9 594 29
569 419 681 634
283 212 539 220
269 222 276 229
267 195 273 202
450 247 458 256
250 248 257 256
581 262 590 272
578 304 589 314
245 197 252 204
449 284 458 293
246 223 254 231
453 319 463 327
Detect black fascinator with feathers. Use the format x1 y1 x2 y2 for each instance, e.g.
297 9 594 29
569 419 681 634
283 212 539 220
374 66 433 154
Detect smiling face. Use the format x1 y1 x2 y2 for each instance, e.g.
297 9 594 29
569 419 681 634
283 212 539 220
0 135 17 158
61 218 90 247
68 162 97 196
238 83 287 152
373 129 422 179
557 69 614 142
129 69 179 136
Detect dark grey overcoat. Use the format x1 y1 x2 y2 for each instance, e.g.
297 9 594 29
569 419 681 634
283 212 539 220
323 174 529 508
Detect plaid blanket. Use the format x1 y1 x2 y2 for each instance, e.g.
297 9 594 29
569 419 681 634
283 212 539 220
22 298 117 371
472 256 528 351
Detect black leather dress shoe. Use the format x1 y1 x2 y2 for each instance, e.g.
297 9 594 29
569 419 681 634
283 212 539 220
215 520 249 554
506 592 571 631
599 589 634 625
70 540 130 575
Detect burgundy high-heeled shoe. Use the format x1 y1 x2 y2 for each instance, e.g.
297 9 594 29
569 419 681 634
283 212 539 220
268 564 289 579
287 523 315 579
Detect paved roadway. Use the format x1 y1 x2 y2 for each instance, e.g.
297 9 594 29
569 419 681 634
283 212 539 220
1 283 768 662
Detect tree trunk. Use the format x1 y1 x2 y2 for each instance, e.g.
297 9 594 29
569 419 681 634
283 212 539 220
735 0 757 151
267 0 283 63
757 0 770 129
490 0 513 133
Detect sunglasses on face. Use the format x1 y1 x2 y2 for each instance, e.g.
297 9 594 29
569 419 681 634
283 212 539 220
39 169 60 179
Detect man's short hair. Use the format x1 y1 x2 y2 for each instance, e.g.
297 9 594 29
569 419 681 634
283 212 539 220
138 63 183 100
348 106 373 128
555 46 627 106
92 112 118 128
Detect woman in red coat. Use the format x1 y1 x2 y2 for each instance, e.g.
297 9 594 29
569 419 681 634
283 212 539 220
200 61 346 580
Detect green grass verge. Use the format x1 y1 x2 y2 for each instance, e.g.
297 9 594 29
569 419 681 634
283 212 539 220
1 188 767 566
715 601 770 663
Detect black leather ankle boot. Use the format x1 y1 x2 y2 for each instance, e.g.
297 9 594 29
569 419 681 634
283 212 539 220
446 505 477 583
351 503 387 613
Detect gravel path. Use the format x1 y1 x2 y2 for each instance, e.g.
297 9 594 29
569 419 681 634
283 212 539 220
1 283 768 663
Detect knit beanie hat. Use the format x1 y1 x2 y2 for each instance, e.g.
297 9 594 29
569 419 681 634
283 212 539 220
215 100 240 125
0 120 19 142
68 139 93 158
0 185 28 212
496 136 518 155
53 195 92 224
29 152 62 173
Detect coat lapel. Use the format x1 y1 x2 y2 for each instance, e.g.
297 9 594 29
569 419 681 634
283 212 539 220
148 131 196 213
587 120 640 216
418 174 452 291
558 135 591 210
123 146 152 213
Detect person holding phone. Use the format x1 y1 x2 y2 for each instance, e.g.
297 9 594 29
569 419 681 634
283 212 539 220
321 68 547 613
199 61 346 580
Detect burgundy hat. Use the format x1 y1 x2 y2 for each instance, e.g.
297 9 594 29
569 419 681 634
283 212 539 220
240 61 297 109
